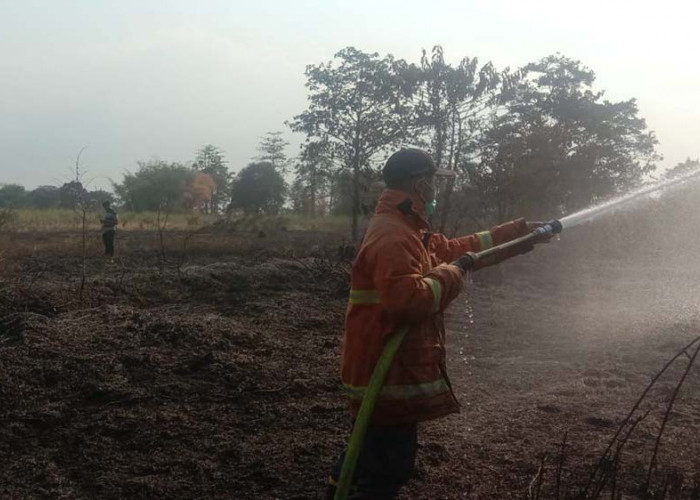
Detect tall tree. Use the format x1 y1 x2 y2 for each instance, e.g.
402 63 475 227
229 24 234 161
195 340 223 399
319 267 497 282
444 63 514 231
256 132 290 172
328 170 355 216
410 46 508 232
472 55 660 221
229 162 287 215
292 141 334 217
289 47 416 241
289 178 308 214
194 144 230 214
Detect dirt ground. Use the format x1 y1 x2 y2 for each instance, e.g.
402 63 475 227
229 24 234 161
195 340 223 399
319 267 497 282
2 184 700 499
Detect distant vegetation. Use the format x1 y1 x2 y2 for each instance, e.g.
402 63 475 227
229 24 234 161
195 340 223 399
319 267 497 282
3 46 697 239
0 208 351 234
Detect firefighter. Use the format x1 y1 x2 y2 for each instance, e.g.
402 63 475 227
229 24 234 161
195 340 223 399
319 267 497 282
326 148 552 499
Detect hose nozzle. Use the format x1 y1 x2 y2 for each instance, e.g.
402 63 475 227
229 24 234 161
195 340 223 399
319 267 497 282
453 218 562 273
533 219 563 236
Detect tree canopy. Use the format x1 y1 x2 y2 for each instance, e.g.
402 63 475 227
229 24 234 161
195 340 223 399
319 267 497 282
29 186 61 209
471 55 660 221
113 161 194 212
256 132 290 172
229 162 287 215
0 184 28 208
289 47 416 241
288 47 661 236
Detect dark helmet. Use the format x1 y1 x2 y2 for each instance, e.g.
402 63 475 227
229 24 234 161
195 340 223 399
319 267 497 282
382 148 454 185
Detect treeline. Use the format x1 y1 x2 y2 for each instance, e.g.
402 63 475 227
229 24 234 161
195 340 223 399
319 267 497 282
3 46 698 239
0 182 115 211
0 140 290 216
288 47 662 240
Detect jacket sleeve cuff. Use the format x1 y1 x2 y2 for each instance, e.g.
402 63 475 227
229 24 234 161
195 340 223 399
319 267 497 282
490 217 529 246
425 264 464 312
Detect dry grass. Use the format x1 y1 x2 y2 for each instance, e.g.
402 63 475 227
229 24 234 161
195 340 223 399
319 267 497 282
0 228 351 264
0 210 353 260
7 209 352 234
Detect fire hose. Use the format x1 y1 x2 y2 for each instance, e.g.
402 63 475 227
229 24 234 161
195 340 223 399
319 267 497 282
334 220 563 500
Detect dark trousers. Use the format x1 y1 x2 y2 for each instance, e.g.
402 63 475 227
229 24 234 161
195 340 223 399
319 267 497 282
102 230 115 257
327 423 417 500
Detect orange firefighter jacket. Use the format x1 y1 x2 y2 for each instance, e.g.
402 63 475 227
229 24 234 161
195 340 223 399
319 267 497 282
342 188 533 425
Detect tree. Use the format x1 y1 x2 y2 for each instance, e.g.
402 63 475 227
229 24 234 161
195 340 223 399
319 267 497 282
193 145 230 213
113 161 193 212
256 132 290 172
292 141 334 217
289 47 416 241
472 54 660 221
229 162 286 215
410 46 506 232
666 158 700 179
29 186 60 209
0 184 28 208
413 47 496 169
329 170 354 216
67 147 90 302
289 177 308 214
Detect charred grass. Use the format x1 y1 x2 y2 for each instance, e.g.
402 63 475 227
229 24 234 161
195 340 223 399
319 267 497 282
2 211 700 499
0 234 350 499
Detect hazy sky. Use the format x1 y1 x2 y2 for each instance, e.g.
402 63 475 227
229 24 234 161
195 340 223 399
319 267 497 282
1 0 698 190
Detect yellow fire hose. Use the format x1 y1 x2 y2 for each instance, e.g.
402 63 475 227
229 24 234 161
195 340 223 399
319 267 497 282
334 325 409 500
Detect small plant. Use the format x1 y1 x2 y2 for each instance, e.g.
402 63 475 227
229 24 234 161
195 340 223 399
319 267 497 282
65 146 91 303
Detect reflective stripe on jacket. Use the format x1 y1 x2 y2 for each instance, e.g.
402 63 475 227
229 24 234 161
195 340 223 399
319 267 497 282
341 188 533 425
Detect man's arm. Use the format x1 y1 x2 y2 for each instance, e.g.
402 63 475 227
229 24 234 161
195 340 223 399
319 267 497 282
367 236 465 326
430 218 533 264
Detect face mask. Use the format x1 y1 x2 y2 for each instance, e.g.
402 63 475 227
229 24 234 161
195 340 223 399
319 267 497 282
425 199 437 217
415 178 437 217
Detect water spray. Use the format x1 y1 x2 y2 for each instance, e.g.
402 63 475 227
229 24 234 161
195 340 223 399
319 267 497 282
460 168 700 270
559 167 700 230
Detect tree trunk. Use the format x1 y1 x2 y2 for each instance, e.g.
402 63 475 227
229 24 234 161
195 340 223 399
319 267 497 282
211 192 218 215
447 106 456 170
439 107 461 234
310 172 317 218
351 153 360 243
351 115 362 242
438 177 455 235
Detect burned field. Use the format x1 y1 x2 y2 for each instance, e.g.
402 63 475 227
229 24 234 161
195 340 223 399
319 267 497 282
0 245 350 499
2 188 700 500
